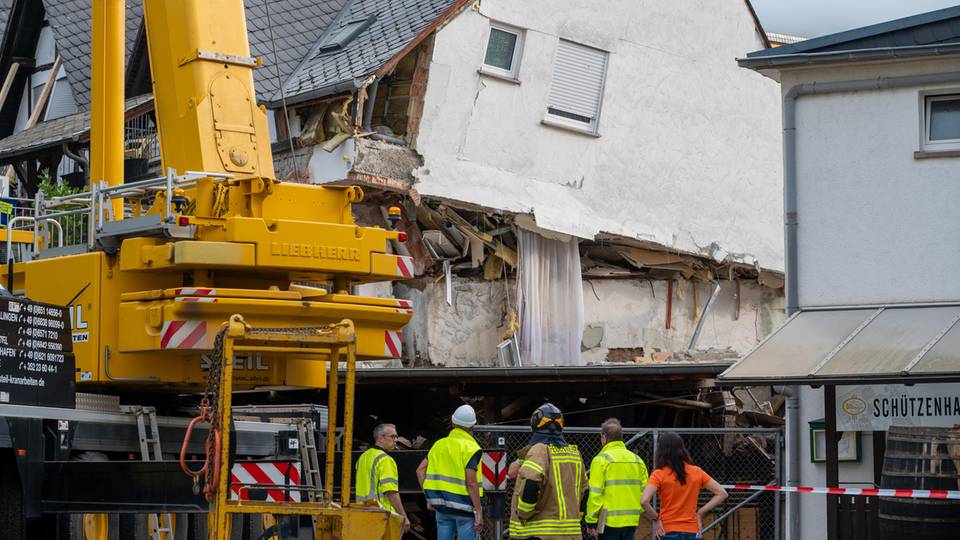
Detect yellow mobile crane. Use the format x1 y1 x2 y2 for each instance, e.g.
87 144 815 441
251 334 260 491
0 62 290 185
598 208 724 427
0 0 411 538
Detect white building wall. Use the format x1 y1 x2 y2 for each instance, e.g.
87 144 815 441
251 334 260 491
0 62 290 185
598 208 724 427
415 0 784 270
772 57 960 540
781 58 960 307
396 276 784 367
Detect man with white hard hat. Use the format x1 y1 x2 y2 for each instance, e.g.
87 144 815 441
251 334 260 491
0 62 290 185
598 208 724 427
416 404 484 539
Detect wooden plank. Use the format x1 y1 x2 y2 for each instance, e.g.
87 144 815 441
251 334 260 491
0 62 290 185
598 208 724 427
0 62 21 112
852 494 865 540
4 55 61 182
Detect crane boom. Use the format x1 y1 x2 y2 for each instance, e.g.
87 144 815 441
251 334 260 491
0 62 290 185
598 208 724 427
142 0 275 179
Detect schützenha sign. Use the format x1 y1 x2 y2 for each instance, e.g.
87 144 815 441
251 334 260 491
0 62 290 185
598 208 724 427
837 383 960 431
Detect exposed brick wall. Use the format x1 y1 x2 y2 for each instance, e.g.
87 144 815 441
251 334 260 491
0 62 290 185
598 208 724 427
405 34 435 150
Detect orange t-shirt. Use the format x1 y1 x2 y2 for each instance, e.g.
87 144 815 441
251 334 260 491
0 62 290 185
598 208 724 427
647 464 713 533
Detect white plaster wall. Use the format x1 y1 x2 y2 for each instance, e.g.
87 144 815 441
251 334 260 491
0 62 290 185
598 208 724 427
782 59 960 306
397 278 512 367
416 0 784 270
582 279 785 362
397 276 784 366
796 386 877 540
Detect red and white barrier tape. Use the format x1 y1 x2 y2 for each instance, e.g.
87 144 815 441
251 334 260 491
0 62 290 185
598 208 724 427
721 484 960 500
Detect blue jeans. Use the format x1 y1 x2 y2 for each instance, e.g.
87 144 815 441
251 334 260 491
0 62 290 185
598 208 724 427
657 533 700 540
436 511 477 540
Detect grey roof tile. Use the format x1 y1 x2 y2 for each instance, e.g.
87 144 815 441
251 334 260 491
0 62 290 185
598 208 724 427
43 0 143 113
279 0 459 104
748 5 960 58
0 0 12 49
41 0 347 109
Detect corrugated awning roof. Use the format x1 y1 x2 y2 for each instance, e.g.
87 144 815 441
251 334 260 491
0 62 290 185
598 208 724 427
719 304 960 385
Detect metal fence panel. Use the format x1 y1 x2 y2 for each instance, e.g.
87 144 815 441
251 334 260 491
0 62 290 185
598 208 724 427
473 425 781 540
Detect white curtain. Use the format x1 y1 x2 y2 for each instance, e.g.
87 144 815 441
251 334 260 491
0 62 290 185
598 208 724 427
517 229 584 366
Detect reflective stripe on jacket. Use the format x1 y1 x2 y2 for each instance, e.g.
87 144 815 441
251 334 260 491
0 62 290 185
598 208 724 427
423 428 482 513
585 441 649 527
355 447 400 512
509 443 588 539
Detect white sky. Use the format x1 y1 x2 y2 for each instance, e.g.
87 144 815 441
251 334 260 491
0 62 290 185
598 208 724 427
751 0 960 38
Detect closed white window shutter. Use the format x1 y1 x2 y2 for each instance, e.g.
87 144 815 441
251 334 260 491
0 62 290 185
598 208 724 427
547 40 608 128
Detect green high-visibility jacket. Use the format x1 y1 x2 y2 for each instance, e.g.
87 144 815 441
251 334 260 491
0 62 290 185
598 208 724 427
355 447 400 512
423 428 483 514
585 441 649 527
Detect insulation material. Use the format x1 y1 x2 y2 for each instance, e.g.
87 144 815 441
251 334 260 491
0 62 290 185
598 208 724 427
517 229 584 366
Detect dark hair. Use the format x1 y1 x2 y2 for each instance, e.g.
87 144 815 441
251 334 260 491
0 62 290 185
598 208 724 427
601 418 622 442
655 431 692 485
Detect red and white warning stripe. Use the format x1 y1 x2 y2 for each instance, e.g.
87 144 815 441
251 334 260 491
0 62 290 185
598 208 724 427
160 320 208 349
722 484 960 500
481 451 508 491
175 297 218 303
396 256 414 278
175 288 217 296
230 462 302 502
384 330 402 358
396 299 411 308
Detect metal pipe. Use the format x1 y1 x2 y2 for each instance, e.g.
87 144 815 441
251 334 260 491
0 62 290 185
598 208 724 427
90 0 125 221
778 70 960 540
688 282 722 351
368 132 407 146
774 429 783 540
6 216 35 263
362 78 380 132
62 142 89 183
324 347 341 502
701 481 775 533
340 343 357 505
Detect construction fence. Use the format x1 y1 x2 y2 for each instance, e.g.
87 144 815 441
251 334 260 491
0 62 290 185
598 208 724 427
472 425 782 540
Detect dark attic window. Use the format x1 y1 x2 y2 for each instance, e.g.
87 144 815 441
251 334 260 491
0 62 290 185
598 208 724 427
315 15 376 56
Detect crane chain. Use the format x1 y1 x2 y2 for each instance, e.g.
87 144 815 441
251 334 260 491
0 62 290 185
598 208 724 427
200 327 229 500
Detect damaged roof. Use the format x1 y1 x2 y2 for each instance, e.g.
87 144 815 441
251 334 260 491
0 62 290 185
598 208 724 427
7 0 466 112
740 5 960 69
278 0 463 105
244 0 348 100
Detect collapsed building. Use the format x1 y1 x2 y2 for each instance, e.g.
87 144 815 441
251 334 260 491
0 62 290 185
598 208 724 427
0 0 787 432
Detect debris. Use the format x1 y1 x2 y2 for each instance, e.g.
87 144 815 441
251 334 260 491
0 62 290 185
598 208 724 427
635 391 713 410
606 347 644 363
422 230 459 258
758 270 785 289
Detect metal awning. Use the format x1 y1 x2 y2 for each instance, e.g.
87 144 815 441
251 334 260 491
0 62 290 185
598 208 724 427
719 304 960 385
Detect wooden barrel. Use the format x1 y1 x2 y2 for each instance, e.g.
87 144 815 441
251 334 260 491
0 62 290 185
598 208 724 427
879 426 960 540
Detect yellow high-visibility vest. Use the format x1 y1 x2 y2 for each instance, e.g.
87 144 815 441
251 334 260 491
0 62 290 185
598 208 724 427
423 428 482 513
585 441 649 527
355 447 400 512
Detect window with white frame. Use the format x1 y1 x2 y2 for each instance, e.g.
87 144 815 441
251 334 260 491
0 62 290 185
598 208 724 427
922 93 960 152
482 23 524 80
544 39 608 133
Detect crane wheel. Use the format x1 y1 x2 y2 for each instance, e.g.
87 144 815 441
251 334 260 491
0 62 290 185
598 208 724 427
137 512 187 540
